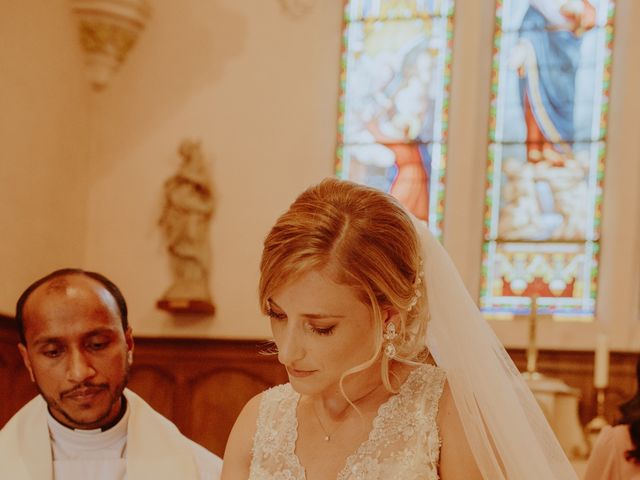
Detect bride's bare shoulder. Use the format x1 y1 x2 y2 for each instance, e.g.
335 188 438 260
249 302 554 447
436 381 483 480
221 392 263 480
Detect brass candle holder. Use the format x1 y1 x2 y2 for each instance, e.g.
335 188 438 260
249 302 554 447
521 295 544 381
586 334 610 449
585 387 608 437
585 387 609 456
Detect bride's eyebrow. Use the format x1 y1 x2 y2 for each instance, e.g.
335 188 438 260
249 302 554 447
301 313 345 320
268 299 345 320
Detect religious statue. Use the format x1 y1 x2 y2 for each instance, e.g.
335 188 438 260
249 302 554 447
157 139 215 314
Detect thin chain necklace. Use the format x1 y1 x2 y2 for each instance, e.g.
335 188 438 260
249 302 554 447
311 382 384 442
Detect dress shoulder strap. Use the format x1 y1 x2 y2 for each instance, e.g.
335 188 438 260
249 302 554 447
250 384 304 479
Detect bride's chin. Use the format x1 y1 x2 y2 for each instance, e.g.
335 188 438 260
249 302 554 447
288 382 326 398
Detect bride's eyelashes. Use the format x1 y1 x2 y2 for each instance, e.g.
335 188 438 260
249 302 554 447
307 324 335 336
268 308 337 336
267 307 287 321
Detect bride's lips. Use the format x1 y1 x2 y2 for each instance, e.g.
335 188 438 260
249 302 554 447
286 367 316 378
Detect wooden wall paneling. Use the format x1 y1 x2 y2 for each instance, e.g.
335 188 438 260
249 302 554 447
604 353 638 423
0 316 38 427
187 368 275 456
128 336 287 456
2 316 639 457
128 364 177 421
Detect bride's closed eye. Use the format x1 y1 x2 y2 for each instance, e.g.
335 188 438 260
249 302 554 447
267 308 287 321
307 324 335 336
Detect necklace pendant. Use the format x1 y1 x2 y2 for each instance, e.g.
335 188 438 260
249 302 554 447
324 435 330 441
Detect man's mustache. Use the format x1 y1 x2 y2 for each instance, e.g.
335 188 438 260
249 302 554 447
60 383 109 399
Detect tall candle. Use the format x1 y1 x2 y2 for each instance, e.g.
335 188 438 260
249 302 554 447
594 333 609 389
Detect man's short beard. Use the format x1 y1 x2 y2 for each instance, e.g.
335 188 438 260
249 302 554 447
40 365 130 430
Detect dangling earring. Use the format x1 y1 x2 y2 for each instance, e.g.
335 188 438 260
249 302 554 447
383 322 397 358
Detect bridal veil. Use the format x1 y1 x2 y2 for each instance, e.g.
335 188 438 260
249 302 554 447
412 217 577 479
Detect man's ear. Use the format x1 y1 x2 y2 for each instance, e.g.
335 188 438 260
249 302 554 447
17 343 35 382
125 327 134 365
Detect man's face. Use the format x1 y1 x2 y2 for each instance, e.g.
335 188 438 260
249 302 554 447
18 275 133 430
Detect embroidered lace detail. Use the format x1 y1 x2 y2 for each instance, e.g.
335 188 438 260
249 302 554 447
249 364 446 480
250 384 305 480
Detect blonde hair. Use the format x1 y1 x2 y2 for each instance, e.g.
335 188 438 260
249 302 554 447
259 178 428 393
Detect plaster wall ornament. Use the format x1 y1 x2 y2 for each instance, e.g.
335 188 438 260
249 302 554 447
277 0 317 18
157 139 216 315
70 0 151 91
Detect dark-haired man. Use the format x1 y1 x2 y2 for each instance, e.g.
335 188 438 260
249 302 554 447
0 269 222 479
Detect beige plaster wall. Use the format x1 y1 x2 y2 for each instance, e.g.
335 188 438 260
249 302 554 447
83 0 343 338
82 0 640 346
0 1 90 312
3 1 638 348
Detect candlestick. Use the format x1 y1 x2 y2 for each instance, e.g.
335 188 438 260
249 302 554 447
526 295 539 377
586 387 609 450
594 333 609 389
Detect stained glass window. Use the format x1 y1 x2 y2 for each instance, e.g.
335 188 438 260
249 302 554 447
481 0 615 320
335 0 455 237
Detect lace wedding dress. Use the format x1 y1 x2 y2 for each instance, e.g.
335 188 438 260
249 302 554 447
249 364 446 480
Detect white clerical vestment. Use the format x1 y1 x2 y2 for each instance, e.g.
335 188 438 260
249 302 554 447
0 389 222 480
47 401 128 479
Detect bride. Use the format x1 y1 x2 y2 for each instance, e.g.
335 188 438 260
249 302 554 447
222 178 577 479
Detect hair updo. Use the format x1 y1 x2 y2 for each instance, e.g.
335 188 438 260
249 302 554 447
259 178 428 391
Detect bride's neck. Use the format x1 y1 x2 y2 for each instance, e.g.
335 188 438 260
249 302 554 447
315 362 410 418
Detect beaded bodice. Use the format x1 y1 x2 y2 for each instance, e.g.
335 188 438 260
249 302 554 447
249 364 446 480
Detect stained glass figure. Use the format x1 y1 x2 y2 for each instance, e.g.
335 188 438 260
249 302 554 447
336 0 455 236
481 0 615 320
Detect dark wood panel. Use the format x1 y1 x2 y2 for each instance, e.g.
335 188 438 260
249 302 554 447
125 337 287 456
187 369 275 456
0 316 38 426
128 365 176 420
1 315 637 457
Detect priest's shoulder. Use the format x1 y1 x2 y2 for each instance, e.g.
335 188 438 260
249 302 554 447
124 389 223 478
0 395 46 437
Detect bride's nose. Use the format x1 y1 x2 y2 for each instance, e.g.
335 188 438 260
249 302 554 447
277 324 305 365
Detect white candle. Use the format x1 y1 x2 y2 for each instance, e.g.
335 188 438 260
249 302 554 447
594 333 609 389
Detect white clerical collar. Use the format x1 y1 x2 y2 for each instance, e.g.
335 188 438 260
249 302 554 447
47 399 129 460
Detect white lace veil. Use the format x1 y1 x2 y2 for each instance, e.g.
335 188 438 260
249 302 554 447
411 217 577 479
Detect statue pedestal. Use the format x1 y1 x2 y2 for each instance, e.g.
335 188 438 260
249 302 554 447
524 375 589 460
157 299 215 315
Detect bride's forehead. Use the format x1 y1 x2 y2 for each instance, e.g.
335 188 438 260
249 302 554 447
273 269 362 306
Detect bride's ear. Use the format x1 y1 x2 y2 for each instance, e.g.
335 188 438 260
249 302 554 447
382 306 401 326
